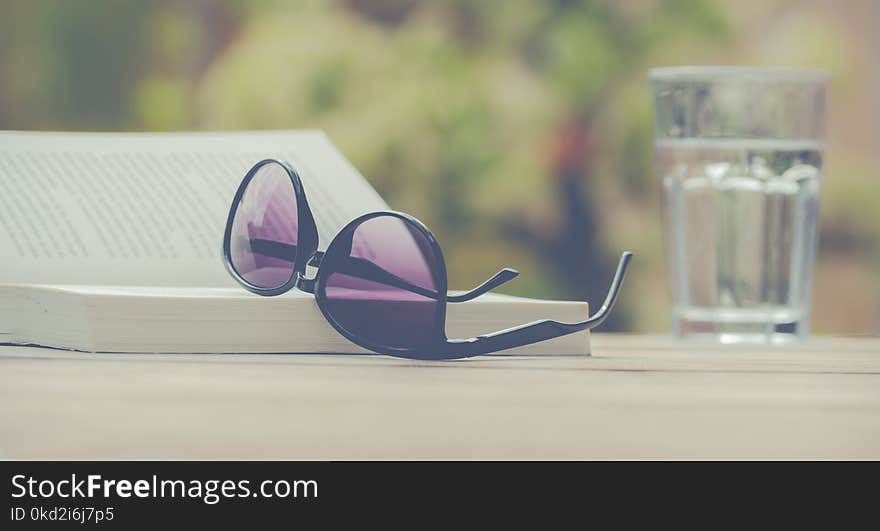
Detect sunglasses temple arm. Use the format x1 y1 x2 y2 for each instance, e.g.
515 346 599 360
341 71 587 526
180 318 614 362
246 237 629 345
334 256 442 300
447 268 519 303
572 251 632 329
445 252 632 356
248 238 298 261
247 239 442 299
246 238 520 303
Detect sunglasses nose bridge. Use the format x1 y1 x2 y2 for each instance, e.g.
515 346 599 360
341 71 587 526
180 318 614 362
294 251 325 294
294 273 316 294
307 251 325 268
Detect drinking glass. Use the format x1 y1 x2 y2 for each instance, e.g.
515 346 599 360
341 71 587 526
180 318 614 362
650 66 829 343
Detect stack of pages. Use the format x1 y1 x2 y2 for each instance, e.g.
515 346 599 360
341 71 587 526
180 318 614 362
0 131 589 355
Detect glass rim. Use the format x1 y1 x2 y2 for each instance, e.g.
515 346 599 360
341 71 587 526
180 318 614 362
649 66 830 83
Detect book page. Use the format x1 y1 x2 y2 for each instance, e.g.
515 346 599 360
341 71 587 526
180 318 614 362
0 131 388 286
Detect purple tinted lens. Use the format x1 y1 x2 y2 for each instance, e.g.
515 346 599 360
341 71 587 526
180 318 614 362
229 162 298 289
323 215 442 351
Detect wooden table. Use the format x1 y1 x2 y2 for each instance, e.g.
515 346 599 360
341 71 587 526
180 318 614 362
1 335 878 459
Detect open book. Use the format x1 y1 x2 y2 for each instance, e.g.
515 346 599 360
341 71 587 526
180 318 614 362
0 131 590 355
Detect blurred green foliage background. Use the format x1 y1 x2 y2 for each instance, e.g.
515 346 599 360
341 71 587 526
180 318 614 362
1 0 877 333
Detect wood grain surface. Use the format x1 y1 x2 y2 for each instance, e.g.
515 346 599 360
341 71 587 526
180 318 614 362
1 334 878 459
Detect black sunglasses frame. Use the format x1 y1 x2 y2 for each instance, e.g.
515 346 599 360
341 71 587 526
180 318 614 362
223 159 632 360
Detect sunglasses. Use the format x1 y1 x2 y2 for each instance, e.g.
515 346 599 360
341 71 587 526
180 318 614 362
223 159 632 360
